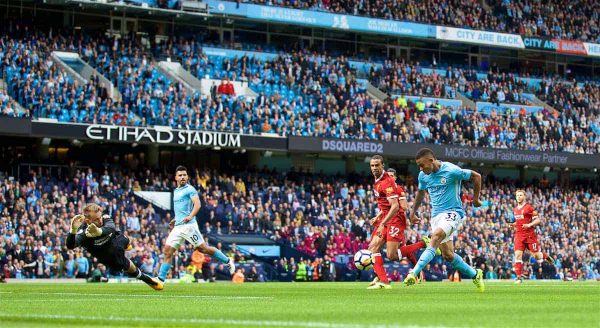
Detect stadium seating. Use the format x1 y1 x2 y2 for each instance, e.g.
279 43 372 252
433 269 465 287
0 166 598 281
242 0 600 43
0 32 598 154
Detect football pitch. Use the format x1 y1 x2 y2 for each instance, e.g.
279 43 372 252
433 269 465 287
0 281 598 328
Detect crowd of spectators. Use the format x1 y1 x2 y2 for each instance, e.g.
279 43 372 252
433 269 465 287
2 29 598 153
239 0 600 43
0 165 598 282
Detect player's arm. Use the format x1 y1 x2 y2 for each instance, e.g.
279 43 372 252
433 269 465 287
369 211 383 226
85 215 116 238
524 209 541 228
183 194 201 223
66 214 86 249
397 188 408 212
469 170 482 207
410 189 426 223
378 197 400 231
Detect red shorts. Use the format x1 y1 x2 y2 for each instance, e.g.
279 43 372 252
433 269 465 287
514 233 540 252
371 219 406 244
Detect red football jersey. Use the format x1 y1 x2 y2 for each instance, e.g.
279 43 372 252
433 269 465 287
373 172 405 226
393 183 407 214
374 172 399 213
513 203 538 234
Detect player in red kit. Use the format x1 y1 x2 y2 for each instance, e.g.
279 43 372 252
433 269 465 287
384 168 438 283
366 156 434 289
512 189 554 284
366 155 399 289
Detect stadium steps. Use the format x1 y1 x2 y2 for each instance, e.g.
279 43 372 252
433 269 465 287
51 51 123 102
529 94 560 113
0 78 27 116
456 92 476 109
365 80 388 103
481 0 494 13
156 60 202 96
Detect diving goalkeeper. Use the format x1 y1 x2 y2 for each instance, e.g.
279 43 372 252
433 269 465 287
67 203 163 290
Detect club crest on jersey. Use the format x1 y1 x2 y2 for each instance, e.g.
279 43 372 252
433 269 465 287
385 187 394 193
440 177 447 185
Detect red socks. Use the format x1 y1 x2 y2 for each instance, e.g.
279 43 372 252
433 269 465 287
515 261 523 278
400 241 426 265
373 253 389 284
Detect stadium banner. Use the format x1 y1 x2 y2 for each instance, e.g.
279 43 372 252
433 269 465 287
0 116 31 135
206 0 434 38
392 95 463 109
288 136 600 168
523 37 558 52
202 46 279 61
237 245 281 257
207 0 247 16
583 42 600 57
554 40 587 55
476 102 544 116
436 26 525 49
28 121 287 151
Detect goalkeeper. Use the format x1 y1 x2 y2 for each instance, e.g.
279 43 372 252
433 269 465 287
67 203 163 290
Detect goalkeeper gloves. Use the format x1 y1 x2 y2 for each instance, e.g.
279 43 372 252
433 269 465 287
70 215 85 234
85 224 103 238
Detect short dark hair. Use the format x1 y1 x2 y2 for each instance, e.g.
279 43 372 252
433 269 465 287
371 155 384 163
386 168 396 174
415 148 435 160
175 165 187 173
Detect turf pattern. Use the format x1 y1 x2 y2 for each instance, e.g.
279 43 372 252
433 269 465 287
0 282 598 327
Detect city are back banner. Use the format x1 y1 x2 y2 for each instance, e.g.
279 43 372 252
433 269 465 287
206 0 600 57
288 136 600 168
206 0 435 38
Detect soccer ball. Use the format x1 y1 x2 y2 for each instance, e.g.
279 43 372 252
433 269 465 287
353 249 374 270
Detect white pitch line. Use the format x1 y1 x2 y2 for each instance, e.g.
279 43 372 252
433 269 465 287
32 291 274 300
0 312 459 328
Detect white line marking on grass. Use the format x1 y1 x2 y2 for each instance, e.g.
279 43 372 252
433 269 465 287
0 312 460 328
30 291 273 300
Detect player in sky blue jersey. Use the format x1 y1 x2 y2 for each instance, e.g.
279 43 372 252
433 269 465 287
404 148 485 292
156 166 235 284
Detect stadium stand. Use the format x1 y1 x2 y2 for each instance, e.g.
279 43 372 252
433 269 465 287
1 166 598 281
1 31 598 153
241 0 600 43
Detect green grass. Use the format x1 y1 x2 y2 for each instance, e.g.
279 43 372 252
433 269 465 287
0 281 598 327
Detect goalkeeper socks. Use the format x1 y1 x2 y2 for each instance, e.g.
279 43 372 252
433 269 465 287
450 254 477 279
373 253 389 284
213 249 230 264
158 263 172 282
129 268 156 285
411 246 436 276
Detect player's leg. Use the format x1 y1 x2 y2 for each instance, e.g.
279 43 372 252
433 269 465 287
529 235 554 270
185 224 235 275
367 233 390 289
514 233 527 283
404 224 445 286
196 242 235 275
440 241 484 292
514 250 524 283
157 226 183 282
124 259 163 290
